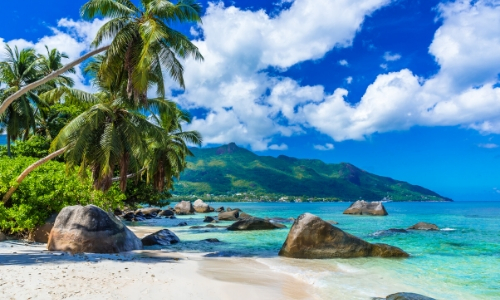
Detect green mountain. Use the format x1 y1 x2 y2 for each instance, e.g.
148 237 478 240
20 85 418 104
174 143 452 202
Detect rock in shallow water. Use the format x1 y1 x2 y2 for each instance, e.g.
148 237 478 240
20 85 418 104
218 210 239 221
407 222 439 231
373 292 436 300
227 217 285 231
0 231 6 241
343 200 388 216
193 199 211 213
174 201 195 215
278 213 408 259
47 205 142 253
141 229 180 246
203 216 216 223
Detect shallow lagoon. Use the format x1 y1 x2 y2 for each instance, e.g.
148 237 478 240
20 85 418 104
133 201 500 299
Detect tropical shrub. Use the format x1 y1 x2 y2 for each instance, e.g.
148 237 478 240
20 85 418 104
0 156 126 233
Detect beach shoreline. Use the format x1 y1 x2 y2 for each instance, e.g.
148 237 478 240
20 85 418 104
0 240 319 300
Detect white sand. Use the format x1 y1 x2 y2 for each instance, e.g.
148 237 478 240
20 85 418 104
0 241 318 300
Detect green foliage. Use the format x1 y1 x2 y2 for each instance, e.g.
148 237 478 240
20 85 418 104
0 135 50 158
123 179 171 208
0 156 126 233
174 143 452 202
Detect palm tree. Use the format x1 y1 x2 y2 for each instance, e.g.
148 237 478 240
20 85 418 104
0 45 77 155
0 46 41 156
0 0 203 115
2 51 202 205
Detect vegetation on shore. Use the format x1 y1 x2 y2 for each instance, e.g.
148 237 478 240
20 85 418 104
0 0 204 235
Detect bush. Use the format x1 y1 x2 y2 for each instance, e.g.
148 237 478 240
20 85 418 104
0 135 51 159
0 156 126 233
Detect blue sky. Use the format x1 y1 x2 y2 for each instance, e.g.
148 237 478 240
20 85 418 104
1 0 500 201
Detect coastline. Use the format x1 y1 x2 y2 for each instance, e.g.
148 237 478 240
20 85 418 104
0 237 318 300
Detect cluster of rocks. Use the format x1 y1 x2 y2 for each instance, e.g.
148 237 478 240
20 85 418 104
119 207 175 222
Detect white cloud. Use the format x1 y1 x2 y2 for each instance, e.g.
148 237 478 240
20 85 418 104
478 143 499 149
0 18 107 92
383 51 401 61
172 0 391 150
380 63 388 69
346 76 353 84
296 0 500 141
314 143 334 150
269 143 288 150
338 59 349 66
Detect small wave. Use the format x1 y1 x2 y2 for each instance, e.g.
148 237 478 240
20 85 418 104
441 228 456 231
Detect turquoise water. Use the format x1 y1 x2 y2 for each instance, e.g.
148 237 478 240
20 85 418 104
133 202 500 299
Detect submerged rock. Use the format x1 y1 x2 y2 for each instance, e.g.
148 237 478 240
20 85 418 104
278 213 408 259
215 206 225 213
227 217 285 231
203 216 216 223
193 199 211 213
141 229 180 246
203 238 220 243
326 220 339 225
218 210 239 221
47 205 142 253
343 200 388 216
370 228 408 237
177 222 188 227
158 210 174 217
408 222 439 231
373 292 436 300
174 201 195 215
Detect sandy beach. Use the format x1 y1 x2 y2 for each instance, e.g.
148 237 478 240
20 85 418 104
0 226 317 300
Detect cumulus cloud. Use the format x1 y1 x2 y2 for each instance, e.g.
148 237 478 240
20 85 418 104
269 143 288 150
296 0 500 141
346 76 353 84
0 18 107 92
172 0 391 150
313 143 334 150
338 59 349 66
383 51 401 61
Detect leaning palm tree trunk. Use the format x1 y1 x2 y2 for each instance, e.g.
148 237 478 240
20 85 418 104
0 46 109 116
2 147 68 205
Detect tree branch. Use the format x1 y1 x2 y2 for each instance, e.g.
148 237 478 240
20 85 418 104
0 46 110 116
2 147 68 205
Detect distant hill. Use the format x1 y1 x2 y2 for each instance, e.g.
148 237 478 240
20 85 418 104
174 143 452 202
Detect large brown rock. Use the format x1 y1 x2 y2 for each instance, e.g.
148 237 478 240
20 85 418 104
218 210 239 221
193 199 211 213
343 200 388 216
174 201 195 215
278 213 408 259
29 213 58 243
407 222 439 231
47 205 142 253
227 217 285 231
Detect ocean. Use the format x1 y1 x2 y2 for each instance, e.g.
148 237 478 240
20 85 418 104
132 201 500 299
